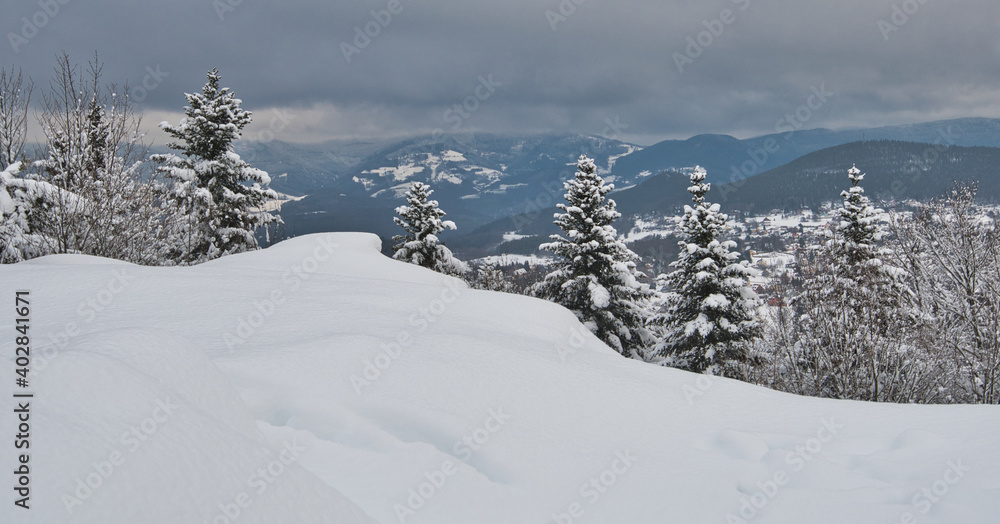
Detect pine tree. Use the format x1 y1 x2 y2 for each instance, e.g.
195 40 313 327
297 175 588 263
153 68 279 264
655 166 760 375
804 165 909 333
533 155 654 359
795 165 915 401
392 182 468 276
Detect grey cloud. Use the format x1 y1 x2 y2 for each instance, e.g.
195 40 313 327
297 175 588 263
1 0 998 144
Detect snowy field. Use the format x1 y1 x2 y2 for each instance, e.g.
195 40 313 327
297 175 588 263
2 233 999 523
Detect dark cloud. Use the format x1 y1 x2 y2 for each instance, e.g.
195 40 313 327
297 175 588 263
2 0 998 144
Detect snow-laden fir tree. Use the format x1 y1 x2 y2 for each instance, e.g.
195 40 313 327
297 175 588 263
392 182 468 276
533 155 655 359
794 165 916 401
153 68 279 265
654 166 760 375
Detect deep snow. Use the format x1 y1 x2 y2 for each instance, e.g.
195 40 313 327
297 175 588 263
2 233 999 523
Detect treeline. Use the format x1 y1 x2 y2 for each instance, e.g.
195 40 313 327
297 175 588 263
0 55 278 265
399 157 1000 405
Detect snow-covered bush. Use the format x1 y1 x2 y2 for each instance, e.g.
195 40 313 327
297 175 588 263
891 185 1000 403
4 54 166 264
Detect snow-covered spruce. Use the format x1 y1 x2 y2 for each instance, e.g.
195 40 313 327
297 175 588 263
392 181 468 277
533 155 655 359
654 166 760 375
153 68 279 265
793 165 917 401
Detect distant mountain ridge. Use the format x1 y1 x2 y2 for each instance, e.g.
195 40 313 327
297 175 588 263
254 118 1000 256
277 133 642 245
246 117 1000 199
610 117 1000 184
446 140 1000 258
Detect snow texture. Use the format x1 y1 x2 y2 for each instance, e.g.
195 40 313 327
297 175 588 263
2 233 999 523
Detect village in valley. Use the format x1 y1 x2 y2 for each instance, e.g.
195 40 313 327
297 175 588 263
474 200 1000 311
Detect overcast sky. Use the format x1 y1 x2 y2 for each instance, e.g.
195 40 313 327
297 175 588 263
3 0 999 146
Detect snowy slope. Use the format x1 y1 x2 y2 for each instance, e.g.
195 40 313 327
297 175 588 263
2 233 999 523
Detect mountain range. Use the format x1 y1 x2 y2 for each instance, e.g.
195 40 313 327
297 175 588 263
252 118 1000 257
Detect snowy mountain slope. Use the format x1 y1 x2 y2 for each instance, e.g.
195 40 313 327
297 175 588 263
338 134 642 202
280 134 641 236
3 233 1000 523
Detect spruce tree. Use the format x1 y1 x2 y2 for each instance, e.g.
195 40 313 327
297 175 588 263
533 155 654 359
154 68 278 264
795 165 914 400
655 166 760 375
392 182 468 276
804 165 908 331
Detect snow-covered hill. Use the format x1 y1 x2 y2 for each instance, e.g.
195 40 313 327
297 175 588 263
3 233 999 523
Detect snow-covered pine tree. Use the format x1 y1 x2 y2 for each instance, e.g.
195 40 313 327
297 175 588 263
153 68 279 265
654 166 760 375
533 155 655 359
392 182 468 276
795 165 917 401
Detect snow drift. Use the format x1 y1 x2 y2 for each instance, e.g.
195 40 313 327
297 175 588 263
2 232 999 523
